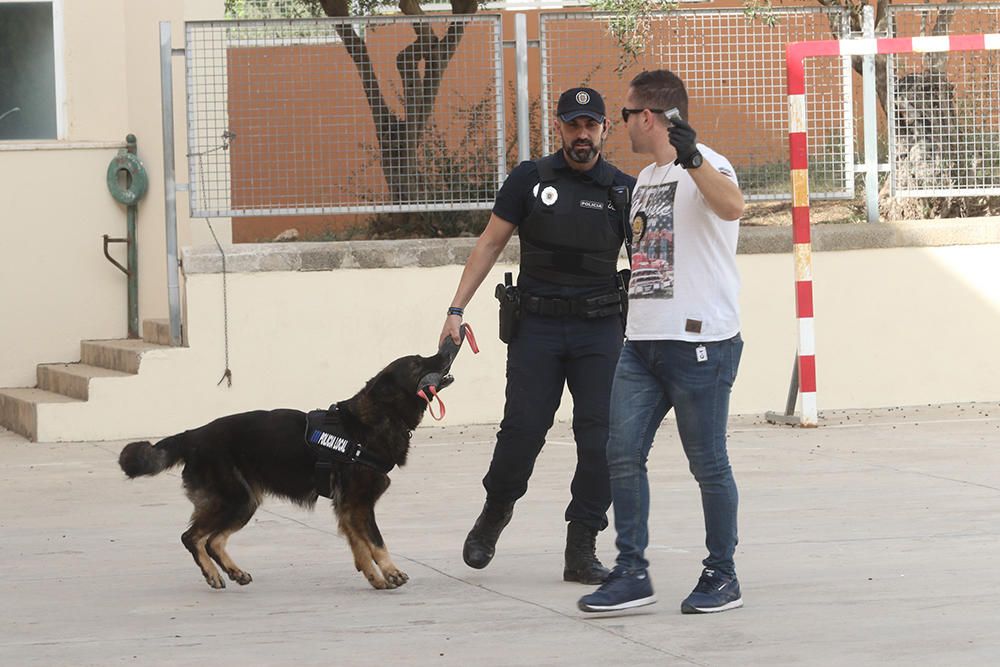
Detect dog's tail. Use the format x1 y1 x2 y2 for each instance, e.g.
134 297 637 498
119 434 187 478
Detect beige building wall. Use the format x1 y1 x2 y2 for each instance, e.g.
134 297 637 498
177 244 1000 426
25 233 1000 442
0 0 225 388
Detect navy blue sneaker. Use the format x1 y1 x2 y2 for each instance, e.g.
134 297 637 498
577 566 657 613
680 568 743 614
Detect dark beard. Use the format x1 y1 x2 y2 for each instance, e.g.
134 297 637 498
565 140 599 164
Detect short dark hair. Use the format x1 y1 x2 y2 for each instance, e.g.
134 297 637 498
629 70 689 124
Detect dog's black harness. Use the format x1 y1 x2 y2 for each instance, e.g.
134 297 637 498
305 404 394 497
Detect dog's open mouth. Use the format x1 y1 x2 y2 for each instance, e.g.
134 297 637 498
416 323 477 421
417 372 453 396
438 373 455 390
417 372 451 421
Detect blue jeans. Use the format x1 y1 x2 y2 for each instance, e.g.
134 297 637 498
607 335 743 575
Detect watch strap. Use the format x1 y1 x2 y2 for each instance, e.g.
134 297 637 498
681 150 703 170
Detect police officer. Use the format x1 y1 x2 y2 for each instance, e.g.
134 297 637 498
439 87 636 584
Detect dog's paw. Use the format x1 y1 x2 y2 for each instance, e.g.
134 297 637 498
365 572 389 590
204 572 226 589
228 569 253 586
384 570 409 589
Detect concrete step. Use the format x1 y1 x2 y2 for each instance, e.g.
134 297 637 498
0 387 83 441
81 339 171 374
37 363 132 401
142 318 172 346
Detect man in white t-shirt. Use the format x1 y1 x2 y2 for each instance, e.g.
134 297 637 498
578 69 747 615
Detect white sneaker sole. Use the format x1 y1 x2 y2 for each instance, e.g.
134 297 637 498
578 594 658 613
681 597 743 614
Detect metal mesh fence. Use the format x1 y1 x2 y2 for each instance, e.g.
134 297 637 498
184 16 505 217
887 3 1000 197
539 7 853 201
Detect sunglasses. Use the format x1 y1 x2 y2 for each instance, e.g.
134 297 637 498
621 107 665 123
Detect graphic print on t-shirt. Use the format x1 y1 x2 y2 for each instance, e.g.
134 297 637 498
629 181 676 300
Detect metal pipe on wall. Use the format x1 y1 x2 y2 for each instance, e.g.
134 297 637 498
862 5 879 223
515 13 530 163
159 21 182 346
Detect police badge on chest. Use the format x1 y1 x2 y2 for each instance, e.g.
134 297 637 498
533 183 560 207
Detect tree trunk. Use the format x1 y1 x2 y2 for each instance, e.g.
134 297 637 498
318 0 475 205
878 6 967 218
880 69 969 219
819 1 969 218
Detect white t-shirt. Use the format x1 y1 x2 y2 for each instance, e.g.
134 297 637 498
625 144 741 342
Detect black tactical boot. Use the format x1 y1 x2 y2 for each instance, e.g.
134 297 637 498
463 499 515 569
563 521 611 584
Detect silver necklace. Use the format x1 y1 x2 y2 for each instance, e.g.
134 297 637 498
635 162 676 215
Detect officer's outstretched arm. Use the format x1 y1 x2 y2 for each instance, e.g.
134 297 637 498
439 213 516 345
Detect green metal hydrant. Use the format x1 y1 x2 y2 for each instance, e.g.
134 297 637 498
104 134 148 338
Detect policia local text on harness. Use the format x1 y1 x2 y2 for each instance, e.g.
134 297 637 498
303 327 476 497
305 404 394 497
496 154 633 343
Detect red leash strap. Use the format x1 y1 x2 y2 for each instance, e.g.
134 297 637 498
461 323 479 354
427 386 445 420
416 323 475 422
417 387 446 421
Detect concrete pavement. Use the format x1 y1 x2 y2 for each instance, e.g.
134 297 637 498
1 402 998 666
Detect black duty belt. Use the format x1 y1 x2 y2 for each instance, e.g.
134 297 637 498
521 290 623 319
305 404 395 497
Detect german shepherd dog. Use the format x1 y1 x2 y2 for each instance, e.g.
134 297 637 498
118 351 458 591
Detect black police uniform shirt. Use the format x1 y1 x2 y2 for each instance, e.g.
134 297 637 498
493 151 636 299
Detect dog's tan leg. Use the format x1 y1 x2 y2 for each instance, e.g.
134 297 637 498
338 509 388 589
201 472 259 586
371 543 408 588
182 528 225 589
364 508 407 587
206 531 252 585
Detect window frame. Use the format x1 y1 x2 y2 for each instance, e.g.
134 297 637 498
1 0 66 140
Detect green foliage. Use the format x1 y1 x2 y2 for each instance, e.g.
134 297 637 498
224 0 491 18
589 0 784 72
224 0 325 19
589 0 676 72
742 0 780 27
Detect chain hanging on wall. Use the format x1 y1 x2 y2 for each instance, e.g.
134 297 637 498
190 132 235 387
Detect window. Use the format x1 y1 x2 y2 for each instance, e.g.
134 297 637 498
0 0 62 140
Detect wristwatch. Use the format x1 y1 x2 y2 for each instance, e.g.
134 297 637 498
682 151 703 170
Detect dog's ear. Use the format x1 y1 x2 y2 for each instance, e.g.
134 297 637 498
384 355 433 396
357 357 426 413
364 375 400 407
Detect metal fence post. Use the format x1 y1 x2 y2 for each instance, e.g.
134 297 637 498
862 5 879 223
159 21 182 346
515 13 530 162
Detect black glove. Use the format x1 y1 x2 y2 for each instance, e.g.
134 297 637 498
668 117 701 169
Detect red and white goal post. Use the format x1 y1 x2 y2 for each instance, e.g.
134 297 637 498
769 32 1000 427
